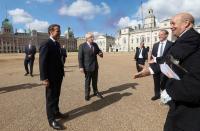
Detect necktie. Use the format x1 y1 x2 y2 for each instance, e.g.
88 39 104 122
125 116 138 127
159 43 164 56
90 44 94 53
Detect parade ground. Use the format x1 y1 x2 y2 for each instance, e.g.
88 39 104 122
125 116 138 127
0 53 168 131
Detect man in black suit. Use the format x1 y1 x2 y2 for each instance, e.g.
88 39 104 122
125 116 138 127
78 32 103 101
134 42 148 72
39 24 66 130
24 40 36 77
61 45 67 65
134 13 200 131
150 30 173 100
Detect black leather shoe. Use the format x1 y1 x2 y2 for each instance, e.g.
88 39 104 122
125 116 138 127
24 73 29 76
55 112 69 119
85 96 90 101
30 74 33 77
94 92 103 99
49 120 65 130
151 96 160 101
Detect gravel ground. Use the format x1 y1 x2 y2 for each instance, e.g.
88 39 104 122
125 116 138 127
0 52 168 131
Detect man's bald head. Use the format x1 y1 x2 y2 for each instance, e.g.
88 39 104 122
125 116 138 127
174 12 194 25
170 12 195 37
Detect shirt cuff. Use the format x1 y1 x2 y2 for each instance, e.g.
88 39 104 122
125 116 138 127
149 67 154 75
153 57 157 63
161 89 172 104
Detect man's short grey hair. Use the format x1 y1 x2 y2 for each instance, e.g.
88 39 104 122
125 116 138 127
85 32 94 39
160 29 169 35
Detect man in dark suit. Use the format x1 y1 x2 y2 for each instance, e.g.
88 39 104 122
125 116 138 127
134 42 148 72
39 24 66 130
24 41 36 77
150 30 173 100
78 32 103 101
61 45 67 65
134 13 200 131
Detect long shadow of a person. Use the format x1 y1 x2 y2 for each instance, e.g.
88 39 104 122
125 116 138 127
100 83 138 95
60 92 132 124
0 83 42 94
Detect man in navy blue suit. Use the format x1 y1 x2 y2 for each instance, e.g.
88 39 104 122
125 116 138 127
61 45 67 65
134 42 148 72
24 40 36 77
150 30 173 100
39 24 67 130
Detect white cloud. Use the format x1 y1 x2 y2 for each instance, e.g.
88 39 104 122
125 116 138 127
136 0 200 23
8 8 33 23
17 28 26 33
58 0 111 20
117 17 142 28
117 0 200 28
26 19 49 32
93 32 104 37
8 8 49 32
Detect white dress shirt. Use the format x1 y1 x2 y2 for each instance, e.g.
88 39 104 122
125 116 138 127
28 44 31 49
50 36 56 43
157 40 167 57
153 40 167 63
138 48 143 58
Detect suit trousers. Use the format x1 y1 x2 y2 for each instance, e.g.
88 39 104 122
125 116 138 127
136 58 145 72
84 69 98 97
24 58 34 74
45 77 63 123
153 73 161 97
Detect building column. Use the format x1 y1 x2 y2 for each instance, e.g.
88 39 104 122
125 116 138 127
1 39 3 53
5 42 8 53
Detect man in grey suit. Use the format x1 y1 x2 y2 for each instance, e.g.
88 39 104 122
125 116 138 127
78 32 103 101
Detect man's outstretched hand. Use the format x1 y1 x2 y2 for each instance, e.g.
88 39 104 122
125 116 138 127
133 65 151 79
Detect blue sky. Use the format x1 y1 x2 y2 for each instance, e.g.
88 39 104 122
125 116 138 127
1 0 200 37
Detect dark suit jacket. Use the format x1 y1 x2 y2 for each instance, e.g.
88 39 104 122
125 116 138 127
151 28 200 130
151 40 173 64
134 47 148 60
78 42 102 72
25 45 36 60
39 38 64 81
61 48 67 58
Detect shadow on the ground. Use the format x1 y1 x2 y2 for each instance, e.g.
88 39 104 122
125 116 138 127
60 92 132 124
64 65 78 68
32 74 40 76
64 70 73 73
0 83 42 94
100 83 138 95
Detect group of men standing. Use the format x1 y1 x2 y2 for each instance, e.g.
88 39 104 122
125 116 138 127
134 29 173 101
38 25 103 130
134 12 200 131
21 12 200 131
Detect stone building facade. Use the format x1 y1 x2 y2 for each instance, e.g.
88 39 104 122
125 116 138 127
0 18 77 53
114 9 200 52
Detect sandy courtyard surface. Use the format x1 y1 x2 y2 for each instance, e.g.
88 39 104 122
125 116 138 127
0 52 168 131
